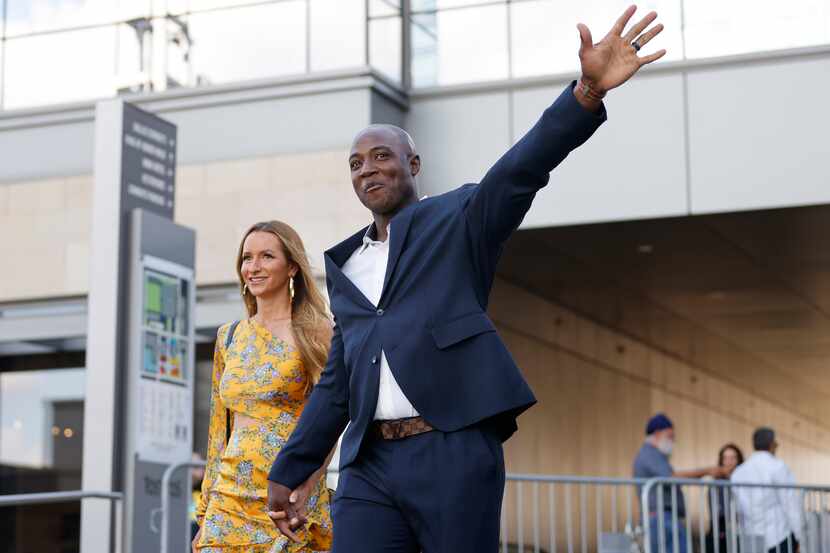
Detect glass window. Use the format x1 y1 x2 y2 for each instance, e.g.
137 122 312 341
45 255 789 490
0 368 85 484
4 0 150 37
411 0 482 11
310 0 365 71
412 4 508 87
511 0 682 79
3 26 118 109
0 36 5 109
370 14 402 83
684 0 830 58
114 20 150 94
0 368 85 552
187 2 307 86
177 0 272 14
370 0 400 18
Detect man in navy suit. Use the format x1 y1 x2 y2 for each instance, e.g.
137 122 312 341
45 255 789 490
268 6 666 552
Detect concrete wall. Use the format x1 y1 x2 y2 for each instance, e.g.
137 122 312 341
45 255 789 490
0 70 405 302
491 278 830 546
0 149 369 302
408 46 830 227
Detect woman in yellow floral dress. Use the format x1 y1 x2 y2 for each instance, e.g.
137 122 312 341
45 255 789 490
194 221 333 553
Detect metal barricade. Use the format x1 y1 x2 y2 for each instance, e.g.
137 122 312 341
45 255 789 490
501 474 651 553
641 478 830 553
0 490 124 551
153 459 206 553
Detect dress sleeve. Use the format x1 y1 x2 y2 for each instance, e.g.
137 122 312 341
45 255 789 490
195 325 230 524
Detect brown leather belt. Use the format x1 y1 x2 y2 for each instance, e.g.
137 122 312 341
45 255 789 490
371 416 434 440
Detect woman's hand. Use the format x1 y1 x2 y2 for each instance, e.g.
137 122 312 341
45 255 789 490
289 475 318 518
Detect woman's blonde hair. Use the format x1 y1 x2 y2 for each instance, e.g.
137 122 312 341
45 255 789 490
236 221 331 391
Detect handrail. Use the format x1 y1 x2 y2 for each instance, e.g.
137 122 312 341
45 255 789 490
640 477 830 553
0 490 123 507
507 473 651 486
155 460 206 553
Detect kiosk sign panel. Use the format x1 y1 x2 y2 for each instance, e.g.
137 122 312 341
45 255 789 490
137 258 192 465
85 99 190 553
126 212 195 553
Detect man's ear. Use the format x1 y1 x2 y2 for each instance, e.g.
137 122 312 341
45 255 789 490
409 154 421 177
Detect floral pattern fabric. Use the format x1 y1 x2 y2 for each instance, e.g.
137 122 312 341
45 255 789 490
196 319 332 552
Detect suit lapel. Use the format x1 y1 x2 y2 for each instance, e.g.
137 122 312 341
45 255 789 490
380 201 419 305
324 225 376 309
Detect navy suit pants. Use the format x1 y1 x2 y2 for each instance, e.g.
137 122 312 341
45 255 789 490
331 425 505 553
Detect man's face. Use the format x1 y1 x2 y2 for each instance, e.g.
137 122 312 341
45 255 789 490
348 128 419 216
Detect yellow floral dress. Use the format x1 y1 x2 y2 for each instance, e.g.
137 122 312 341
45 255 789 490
196 319 332 552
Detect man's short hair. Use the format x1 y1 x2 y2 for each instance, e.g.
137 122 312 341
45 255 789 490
753 427 776 451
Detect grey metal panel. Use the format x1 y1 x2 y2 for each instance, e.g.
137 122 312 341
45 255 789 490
167 88 371 165
0 119 94 183
407 91 511 198
138 210 196 268
370 89 407 128
687 54 830 214
0 71 384 183
511 74 688 228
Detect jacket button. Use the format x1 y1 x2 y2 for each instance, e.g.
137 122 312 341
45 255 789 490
371 356 378 364
376 308 384 316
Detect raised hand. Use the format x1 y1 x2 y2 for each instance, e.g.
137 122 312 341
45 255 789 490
577 5 666 94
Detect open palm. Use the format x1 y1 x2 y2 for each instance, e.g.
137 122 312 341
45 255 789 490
578 5 666 93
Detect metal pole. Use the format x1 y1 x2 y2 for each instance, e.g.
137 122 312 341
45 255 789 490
533 482 540 553
728 488 738 553
670 485 679 553
505 0 513 80
566 484 574 553
158 460 205 553
305 0 311 73
549 484 556 553
596 486 603 553
658 485 666 553
364 0 370 67
501 484 508 553
713 486 721 553
1 0 8 109
401 0 411 89
580 484 587 553
699 486 705 553
0 490 123 506
642 480 655 553
517 480 524 553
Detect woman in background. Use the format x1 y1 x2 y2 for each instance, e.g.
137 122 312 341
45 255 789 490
193 221 333 553
706 443 744 553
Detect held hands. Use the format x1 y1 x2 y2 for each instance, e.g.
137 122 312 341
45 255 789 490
267 481 307 543
577 5 666 95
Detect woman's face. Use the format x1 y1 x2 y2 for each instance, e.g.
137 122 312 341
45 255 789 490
722 447 740 474
240 231 294 299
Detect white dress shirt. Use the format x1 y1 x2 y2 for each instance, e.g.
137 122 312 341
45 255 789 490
341 225 419 421
731 451 804 548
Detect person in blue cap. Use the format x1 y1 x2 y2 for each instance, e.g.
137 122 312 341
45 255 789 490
633 413 725 553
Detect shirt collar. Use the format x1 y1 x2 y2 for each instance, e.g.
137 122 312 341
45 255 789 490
358 223 390 254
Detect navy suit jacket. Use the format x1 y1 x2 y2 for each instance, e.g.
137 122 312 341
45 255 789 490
269 84 606 489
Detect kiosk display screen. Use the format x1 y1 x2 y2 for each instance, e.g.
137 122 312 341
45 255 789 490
141 269 189 384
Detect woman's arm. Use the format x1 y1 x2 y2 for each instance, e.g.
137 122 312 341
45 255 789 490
195 327 231 525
